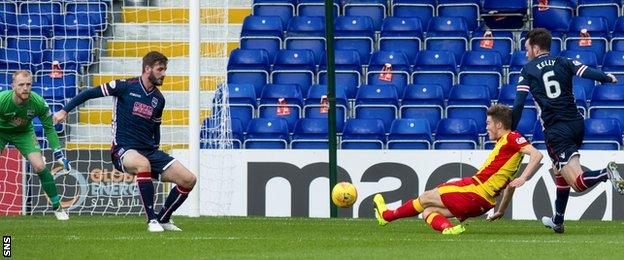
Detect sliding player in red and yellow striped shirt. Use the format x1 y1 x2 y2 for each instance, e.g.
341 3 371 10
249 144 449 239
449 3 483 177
373 105 544 234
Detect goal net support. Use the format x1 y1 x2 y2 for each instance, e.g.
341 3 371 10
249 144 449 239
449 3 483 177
0 0 235 216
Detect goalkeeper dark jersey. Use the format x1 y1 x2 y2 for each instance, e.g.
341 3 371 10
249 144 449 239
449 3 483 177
63 77 165 150
511 53 612 130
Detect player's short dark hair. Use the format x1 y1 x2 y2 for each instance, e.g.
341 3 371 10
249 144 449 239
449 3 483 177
526 28 552 51
487 105 512 130
142 51 168 73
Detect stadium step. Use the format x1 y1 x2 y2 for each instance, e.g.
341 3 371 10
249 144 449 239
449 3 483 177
97 57 226 75
82 91 214 109
65 142 188 150
68 125 193 144
91 75 223 91
106 40 238 58
150 0 252 7
122 7 250 24
78 109 211 125
111 24 241 41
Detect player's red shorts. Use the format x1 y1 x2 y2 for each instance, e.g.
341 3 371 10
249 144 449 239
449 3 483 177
437 177 496 222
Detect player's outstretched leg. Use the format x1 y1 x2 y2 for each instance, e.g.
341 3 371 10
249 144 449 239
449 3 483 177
422 208 463 235
607 162 624 194
29 153 68 221
373 193 425 226
158 161 197 231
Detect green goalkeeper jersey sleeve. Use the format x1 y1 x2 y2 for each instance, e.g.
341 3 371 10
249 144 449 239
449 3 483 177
0 90 61 150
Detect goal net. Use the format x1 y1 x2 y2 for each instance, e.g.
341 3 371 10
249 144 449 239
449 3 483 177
0 0 238 216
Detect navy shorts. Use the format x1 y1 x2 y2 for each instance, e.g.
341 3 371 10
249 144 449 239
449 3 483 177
543 120 584 171
111 146 176 179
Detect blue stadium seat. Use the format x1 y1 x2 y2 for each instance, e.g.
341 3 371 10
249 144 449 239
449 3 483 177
411 50 457 98
227 48 271 97
507 51 529 84
582 118 622 150
18 1 62 28
437 0 481 31
400 84 445 131
5 36 46 67
52 37 93 65
297 0 340 17
446 84 491 135
258 83 304 132
573 84 588 116
65 1 108 32
531 0 575 32
434 118 479 149
0 48 32 72
244 118 290 149
335 16 375 65
291 118 329 149
32 103 64 135
497 84 535 106
577 0 620 31
35 100 64 132
602 51 624 83
35 70 79 100
378 17 423 62
252 0 295 31
342 0 387 31
367 51 411 96
6 14 52 38
481 0 528 29
354 85 399 132
562 50 599 98
611 17 624 51
470 29 513 65
240 16 283 62
392 0 435 28
30 82 65 102
54 14 95 37
285 16 326 64
341 118 386 149
497 84 537 135
0 2 17 26
565 17 609 63
519 31 563 56
0 72 12 85
425 17 469 65
41 49 79 72
226 83 257 130
304 84 348 132
387 118 433 149
318 49 362 99
201 118 243 149
531 122 546 149
589 84 624 133
271 49 316 96
458 51 503 100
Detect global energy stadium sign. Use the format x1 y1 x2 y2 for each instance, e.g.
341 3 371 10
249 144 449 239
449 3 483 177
173 150 624 220
29 150 165 215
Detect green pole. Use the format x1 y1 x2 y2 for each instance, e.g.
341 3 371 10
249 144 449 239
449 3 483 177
324 0 338 218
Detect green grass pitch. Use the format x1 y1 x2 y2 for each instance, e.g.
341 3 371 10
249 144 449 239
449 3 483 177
1 216 623 259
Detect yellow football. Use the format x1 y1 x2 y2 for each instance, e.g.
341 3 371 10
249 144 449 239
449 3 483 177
331 182 358 208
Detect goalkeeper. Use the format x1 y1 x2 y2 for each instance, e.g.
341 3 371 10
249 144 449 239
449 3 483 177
54 51 196 232
0 70 71 220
